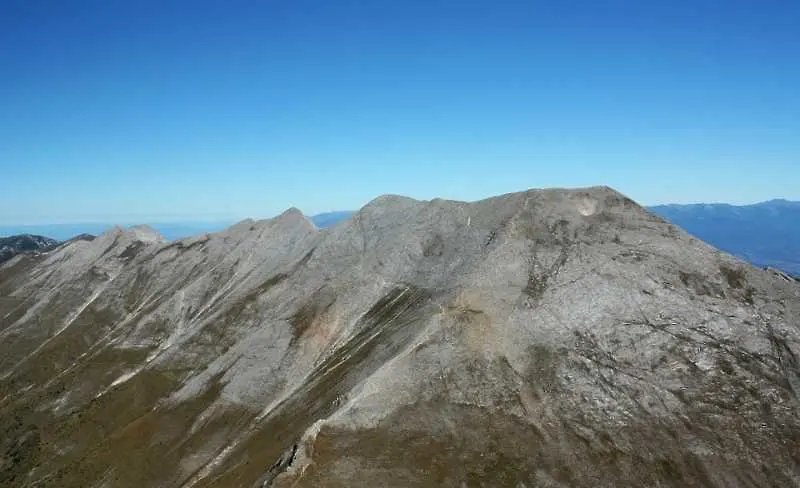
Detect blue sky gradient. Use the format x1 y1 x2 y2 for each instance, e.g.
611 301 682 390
1 1 798 224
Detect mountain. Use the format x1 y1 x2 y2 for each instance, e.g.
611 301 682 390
0 213 354 242
649 199 800 276
311 200 800 276
0 222 236 242
0 234 59 265
0 224 118 242
1 187 799 487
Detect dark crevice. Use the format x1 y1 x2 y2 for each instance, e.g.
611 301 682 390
119 241 145 260
100 235 121 256
523 243 570 302
293 247 315 270
156 238 209 255
422 235 445 257
720 264 746 289
259 444 298 487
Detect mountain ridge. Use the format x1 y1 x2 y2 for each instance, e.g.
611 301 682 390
0 234 59 265
649 199 800 275
1 186 799 487
0 211 356 241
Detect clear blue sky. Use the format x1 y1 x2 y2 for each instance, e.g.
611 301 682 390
1 0 798 224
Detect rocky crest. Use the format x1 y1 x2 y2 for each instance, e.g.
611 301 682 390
0 234 59 265
1 186 799 487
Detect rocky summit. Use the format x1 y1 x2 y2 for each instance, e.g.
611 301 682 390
1 186 799 488
0 234 60 265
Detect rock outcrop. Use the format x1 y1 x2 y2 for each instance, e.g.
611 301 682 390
0 234 59 265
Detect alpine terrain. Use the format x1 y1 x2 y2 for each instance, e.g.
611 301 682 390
0 234 59 265
1 187 799 488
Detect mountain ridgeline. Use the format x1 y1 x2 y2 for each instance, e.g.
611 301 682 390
305 201 800 277
0 212 355 243
4 200 797 278
650 199 800 276
1 187 799 487
0 234 59 265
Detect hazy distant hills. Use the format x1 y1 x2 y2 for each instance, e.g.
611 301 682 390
1 200 797 274
0 214 355 242
0 222 233 242
309 211 357 229
649 199 800 275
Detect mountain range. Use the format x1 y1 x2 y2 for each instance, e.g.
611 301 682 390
0 235 59 265
648 199 800 276
0 214 353 242
2 199 798 276
1 186 799 487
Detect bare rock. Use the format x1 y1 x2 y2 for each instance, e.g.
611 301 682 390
1 186 799 488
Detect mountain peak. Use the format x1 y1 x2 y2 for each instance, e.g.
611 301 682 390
96 224 164 244
0 233 59 264
1 186 799 488
279 206 304 218
359 194 422 215
276 206 315 228
128 224 165 243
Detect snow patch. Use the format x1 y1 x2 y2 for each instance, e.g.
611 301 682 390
110 368 142 387
94 366 145 399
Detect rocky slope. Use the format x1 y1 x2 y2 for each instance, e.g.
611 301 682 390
0 187 799 488
0 234 59 265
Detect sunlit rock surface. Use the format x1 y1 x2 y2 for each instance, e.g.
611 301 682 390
1 187 798 487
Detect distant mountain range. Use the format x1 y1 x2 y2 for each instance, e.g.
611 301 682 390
309 211 357 229
1 199 797 274
0 214 351 242
648 199 800 276
0 222 234 242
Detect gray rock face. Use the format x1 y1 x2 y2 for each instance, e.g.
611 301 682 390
0 186 799 488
